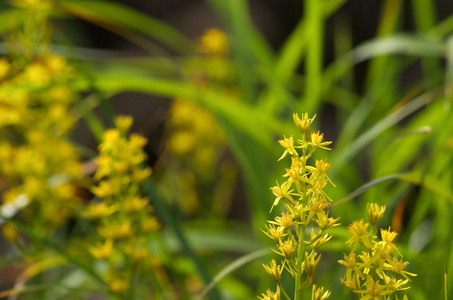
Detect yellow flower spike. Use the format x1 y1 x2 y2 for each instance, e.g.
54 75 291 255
89 239 114 260
262 224 286 243
310 131 332 150
367 203 386 226
277 135 299 161
263 259 284 283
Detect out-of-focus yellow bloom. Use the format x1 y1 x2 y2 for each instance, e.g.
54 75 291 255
89 239 114 260
200 28 229 55
84 202 117 219
114 115 133 134
2 223 19 242
0 58 10 79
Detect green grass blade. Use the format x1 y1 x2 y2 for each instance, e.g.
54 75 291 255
331 87 442 175
143 179 221 300
300 0 324 115
197 248 270 300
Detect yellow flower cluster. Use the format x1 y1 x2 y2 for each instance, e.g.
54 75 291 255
0 54 81 235
261 113 339 300
339 203 416 300
87 115 160 295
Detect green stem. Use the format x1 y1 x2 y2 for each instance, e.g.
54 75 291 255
279 283 292 300
295 148 308 300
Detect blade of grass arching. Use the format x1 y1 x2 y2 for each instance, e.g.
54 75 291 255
412 0 442 88
323 34 445 92
57 0 191 54
71 93 105 143
143 179 221 300
298 0 324 115
323 34 444 149
331 170 453 209
330 87 442 176
197 248 270 300
83 73 291 152
215 121 271 234
429 15 453 38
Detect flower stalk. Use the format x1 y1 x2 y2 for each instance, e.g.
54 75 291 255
260 113 339 299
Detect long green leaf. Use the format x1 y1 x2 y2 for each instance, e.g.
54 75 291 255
58 0 191 54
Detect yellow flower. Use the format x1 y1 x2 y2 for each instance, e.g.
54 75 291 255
258 289 280 300
310 131 332 150
268 212 295 229
312 284 331 300
263 259 283 283
114 115 133 134
346 219 375 250
274 240 295 259
0 58 10 79
262 224 286 242
278 135 298 161
367 203 386 226
269 180 296 212
200 28 229 55
124 196 149 213
84 202 117 219
293 113 316 142
89 239 114 260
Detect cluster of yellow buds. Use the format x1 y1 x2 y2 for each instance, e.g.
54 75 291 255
339 203 416 299
0 53 81 237
87 115 161 296
260 113 339 300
